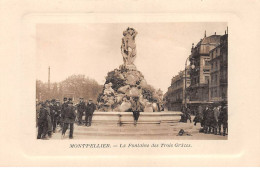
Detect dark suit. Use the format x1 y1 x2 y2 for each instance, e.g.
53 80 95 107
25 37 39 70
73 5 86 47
60 101 68 128
85 103 96 126
37 107 48 139
50 104 57 132
77 102 86 124
219 106 228 135
62 105 76 138
194 106 203 126
205 108 214 133
132 101 142 121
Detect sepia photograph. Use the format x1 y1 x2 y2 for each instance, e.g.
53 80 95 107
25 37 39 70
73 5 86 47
1 0 260 167
35 23 228 140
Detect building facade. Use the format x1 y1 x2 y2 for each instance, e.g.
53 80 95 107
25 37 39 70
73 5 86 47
209 45 221 101
209 33 228 102
188 32 221 103
164 68 190 111
164 30 228 112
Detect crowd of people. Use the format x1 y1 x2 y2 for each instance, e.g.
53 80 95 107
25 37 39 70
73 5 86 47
180 102 228 136
36 96 228 139
36 97 96 140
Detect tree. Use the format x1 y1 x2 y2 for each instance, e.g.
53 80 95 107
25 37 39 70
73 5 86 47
36 75 103 103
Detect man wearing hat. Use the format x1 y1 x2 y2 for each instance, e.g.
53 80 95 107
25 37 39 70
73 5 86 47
77 98 86 125
194 105 203 126
55 100 62 128
202 105 210 133
218 102 228 136
131 97 142 126
60 97 68 130
62 101 76 139
37 103 48 139
62 97 68 111
50 99 57 133
212 103 220 135
52 99 61 133
44 100 53 138
85 99 96 127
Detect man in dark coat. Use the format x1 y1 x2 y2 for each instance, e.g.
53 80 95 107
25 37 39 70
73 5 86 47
219 102 228 136
77 98 86 125
61 101 76 139
36 101 42 127
131 97 142 126
53 100 61 133
205 105 215 134
85 99 96 127
185 106 192 123
37 103 48 139
50 99 57 133
55 101 62 127
61 97 68 110
213 104 220 135
194 105 203 126
60 97 68 131
45 100 52 138
202 105 210 133
180 105 186 123
180 106 191 123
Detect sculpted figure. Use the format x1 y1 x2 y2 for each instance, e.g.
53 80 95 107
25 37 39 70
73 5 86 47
121 27 138 66
104 83 114 95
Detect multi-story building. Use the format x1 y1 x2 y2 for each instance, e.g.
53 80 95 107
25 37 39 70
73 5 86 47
209 45 221 101
164 68 190 111
209 32 228 102
188 32 221 103
219 33 228 102
165 30 228 112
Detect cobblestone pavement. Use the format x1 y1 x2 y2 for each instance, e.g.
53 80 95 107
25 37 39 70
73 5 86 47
49 115 227 140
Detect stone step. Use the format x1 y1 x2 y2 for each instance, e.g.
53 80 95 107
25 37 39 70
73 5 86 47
73 131 179 136
75 122 180 129
90 120 180 123
93 111 182 115
64 123 195 136
82 112 182 123
75 127 178 132
75 122 182 128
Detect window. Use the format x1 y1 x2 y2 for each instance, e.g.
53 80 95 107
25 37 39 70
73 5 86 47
206 46 210 53
223 53 227 61
223 70 227 80
205 76 209 83
205 59 210 66
214 88 217 97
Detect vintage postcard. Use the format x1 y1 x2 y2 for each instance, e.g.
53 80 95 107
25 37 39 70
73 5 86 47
0 0 259 167
35 22 228 140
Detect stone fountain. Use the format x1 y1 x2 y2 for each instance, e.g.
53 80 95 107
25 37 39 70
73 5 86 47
97 27 163 112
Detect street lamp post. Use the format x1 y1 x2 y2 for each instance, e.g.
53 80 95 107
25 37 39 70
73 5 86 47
184 56 195 108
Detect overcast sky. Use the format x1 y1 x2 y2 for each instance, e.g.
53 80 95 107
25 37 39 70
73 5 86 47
36 22 227 93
